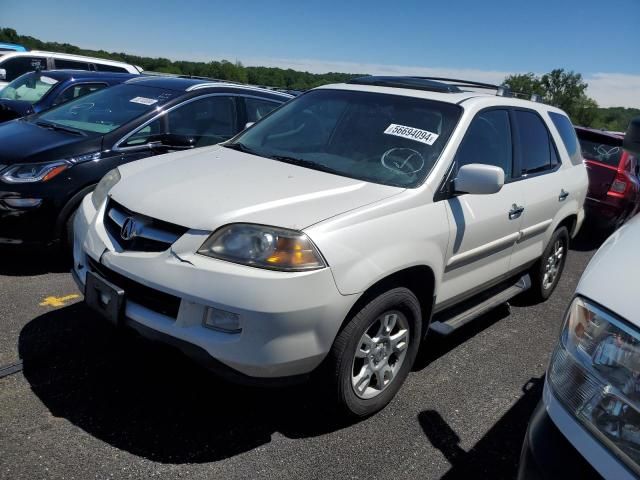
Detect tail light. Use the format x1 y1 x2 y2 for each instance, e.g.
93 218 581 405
607 173 628 198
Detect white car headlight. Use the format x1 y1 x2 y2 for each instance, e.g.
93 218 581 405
0 152 101 184
91 168 121 209
548 296 640 475
198 223 326 271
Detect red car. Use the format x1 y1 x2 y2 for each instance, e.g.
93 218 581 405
576 126 640 230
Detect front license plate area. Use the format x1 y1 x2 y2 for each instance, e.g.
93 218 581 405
85 271 125 326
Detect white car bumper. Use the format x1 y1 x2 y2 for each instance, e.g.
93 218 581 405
73 194 357 379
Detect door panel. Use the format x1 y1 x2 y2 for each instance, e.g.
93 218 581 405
439 184 524 303
438 108 523 304
509 110 565 270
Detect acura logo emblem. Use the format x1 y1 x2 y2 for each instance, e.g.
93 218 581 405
120 217 138 241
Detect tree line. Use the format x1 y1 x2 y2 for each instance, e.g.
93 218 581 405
1 27 637 130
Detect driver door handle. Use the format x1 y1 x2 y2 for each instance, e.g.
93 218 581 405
559 189 569 201
509 204 525 220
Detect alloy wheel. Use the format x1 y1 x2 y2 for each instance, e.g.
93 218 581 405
351 310 410 399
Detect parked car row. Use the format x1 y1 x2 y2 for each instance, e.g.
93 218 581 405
2 56 639 476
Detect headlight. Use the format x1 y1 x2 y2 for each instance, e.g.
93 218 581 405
91 168 121 209
1 160 71 183
548 296 640 475
198 223 326 271
0 152 101 184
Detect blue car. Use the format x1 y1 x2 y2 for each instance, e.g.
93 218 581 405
0 70 137 122
0 42 28 52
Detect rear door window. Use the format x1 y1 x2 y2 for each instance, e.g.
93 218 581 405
53 59 91 70
513 110 558 176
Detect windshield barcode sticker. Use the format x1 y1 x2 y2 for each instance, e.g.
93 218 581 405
130 96 158 106
383 124 439 146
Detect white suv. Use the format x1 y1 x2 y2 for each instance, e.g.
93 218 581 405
72 76 588 416
0 51 141 88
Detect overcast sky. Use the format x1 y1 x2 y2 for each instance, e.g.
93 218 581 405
4 0 639 107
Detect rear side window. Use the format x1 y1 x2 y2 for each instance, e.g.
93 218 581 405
95 64 129 73
548 112 582 165
513 110 558 175
455 109 513 179
54 59 91 70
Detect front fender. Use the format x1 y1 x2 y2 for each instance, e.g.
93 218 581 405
306 197 449 296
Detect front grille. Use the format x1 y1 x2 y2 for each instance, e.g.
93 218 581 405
87 257 181 318
104 199 189 252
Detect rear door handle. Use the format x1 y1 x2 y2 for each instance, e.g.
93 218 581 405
509 204 525 220
559 189 569 201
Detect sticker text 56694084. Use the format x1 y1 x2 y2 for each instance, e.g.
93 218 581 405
383 124 439 146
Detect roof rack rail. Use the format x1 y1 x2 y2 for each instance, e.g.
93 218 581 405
347 76 462 93
414 77 513 98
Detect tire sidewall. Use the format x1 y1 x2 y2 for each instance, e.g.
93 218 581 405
336 288 422 417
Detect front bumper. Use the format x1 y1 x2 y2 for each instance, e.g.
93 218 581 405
518 380 634 480
73 194 357 379
0 195 56 245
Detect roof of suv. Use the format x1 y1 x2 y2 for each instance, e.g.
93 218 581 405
124 75 294 98
318 75 566 113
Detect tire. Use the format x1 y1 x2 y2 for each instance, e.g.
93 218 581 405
328 287 422 417
63 209 77 256
527 227 569 302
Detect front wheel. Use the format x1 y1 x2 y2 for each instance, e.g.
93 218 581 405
328 287 422 417
528 227 569 302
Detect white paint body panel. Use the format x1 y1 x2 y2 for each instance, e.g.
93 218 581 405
73 83 588 378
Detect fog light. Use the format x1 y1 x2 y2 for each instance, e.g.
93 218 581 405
3 198 43 208
203 307 241 333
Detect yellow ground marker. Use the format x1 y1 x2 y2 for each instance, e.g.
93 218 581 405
39 294 80 308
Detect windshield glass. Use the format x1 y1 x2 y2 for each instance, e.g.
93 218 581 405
36 83 179 134
231 89 462 187
578 135 623 167
0 72 59 103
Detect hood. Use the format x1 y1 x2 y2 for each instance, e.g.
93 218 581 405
0 119 102 164
0 99 32 122
111 145 404 231
577 215 640 324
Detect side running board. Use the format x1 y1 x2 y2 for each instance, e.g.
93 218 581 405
429 274 531 336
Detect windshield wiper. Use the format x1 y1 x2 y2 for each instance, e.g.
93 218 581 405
268 155 342 176
223 142 262 156
35 120 86 136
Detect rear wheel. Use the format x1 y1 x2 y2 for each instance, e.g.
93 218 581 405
328 287 422 417
528 227 569 301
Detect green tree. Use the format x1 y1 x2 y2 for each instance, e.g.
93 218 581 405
503 72 545 98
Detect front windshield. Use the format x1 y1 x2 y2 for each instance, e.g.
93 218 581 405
36 83 179 134
0 72 59 103
232 89 461 187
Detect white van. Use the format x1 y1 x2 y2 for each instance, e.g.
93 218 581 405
0 51 141 89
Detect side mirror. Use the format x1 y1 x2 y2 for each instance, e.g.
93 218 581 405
454 164 505 195
624 117 640 157
244 122 255 130
151 133 196 150
0 69 6 81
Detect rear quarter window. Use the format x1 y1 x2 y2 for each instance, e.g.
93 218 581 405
548 112 583 166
